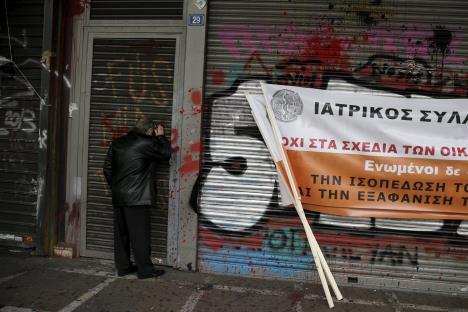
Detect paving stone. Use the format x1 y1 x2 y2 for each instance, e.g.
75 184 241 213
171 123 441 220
0 269 105 311
393 290 468 310
74 278 195 312
302 298 395 312
193 289 294 312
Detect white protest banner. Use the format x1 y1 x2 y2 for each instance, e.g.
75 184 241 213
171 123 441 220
260 83 468 220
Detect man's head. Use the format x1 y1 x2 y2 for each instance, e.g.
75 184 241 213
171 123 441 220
134 116 154 135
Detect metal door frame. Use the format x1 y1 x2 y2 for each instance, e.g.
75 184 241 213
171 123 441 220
76 27 186 265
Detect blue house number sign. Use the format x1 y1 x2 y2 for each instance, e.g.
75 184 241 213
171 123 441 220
189 14 205 26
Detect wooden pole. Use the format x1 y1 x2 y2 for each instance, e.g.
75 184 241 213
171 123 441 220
258 86 343 307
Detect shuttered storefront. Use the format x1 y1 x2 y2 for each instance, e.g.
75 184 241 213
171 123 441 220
0 0 45 246
83 38 176 261
90 0 184 20
197 0 468 292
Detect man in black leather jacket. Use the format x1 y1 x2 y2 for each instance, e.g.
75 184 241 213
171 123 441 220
103 116 171 279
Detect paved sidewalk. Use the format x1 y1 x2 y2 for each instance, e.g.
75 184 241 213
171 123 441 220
0 246 467 312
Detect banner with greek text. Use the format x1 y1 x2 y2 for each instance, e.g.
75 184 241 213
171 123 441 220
253 83 468 219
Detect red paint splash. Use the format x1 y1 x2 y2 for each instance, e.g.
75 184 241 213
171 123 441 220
100 115 129 146
212 70 225 85
189 88 203 115
356 66 373 77
179 141 202 176
179 154 199 176
190 88 202 106
25 235 34 247
198 226 265 252
171 128 180 154
190 142 201 153
69 0 90 17
198 230 223 251
302 27 352 74
59 201 81 244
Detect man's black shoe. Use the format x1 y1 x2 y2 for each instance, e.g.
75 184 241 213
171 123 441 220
117 265 138 277
137 269 165 279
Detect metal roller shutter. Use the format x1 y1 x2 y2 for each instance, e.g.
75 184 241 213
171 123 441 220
198 0 468 293
0 0 45 246
90 0 184 20
84 38 176 261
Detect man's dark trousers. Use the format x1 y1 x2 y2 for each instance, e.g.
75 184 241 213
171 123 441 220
113 205 153 276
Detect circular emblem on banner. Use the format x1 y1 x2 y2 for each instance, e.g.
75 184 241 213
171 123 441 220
271 89 303 122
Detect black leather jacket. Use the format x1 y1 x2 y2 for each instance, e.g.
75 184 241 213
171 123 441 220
103 129 171 207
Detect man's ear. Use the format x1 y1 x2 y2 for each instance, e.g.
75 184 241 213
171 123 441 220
145 128 153 136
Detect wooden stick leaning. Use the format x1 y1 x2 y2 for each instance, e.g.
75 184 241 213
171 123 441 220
262 104 333 308
245 91 342 306
257 87 343 307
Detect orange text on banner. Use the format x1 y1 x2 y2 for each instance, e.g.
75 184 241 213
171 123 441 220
287 151 468 220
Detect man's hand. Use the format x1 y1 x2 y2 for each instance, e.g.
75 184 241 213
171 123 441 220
155 124 164 136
